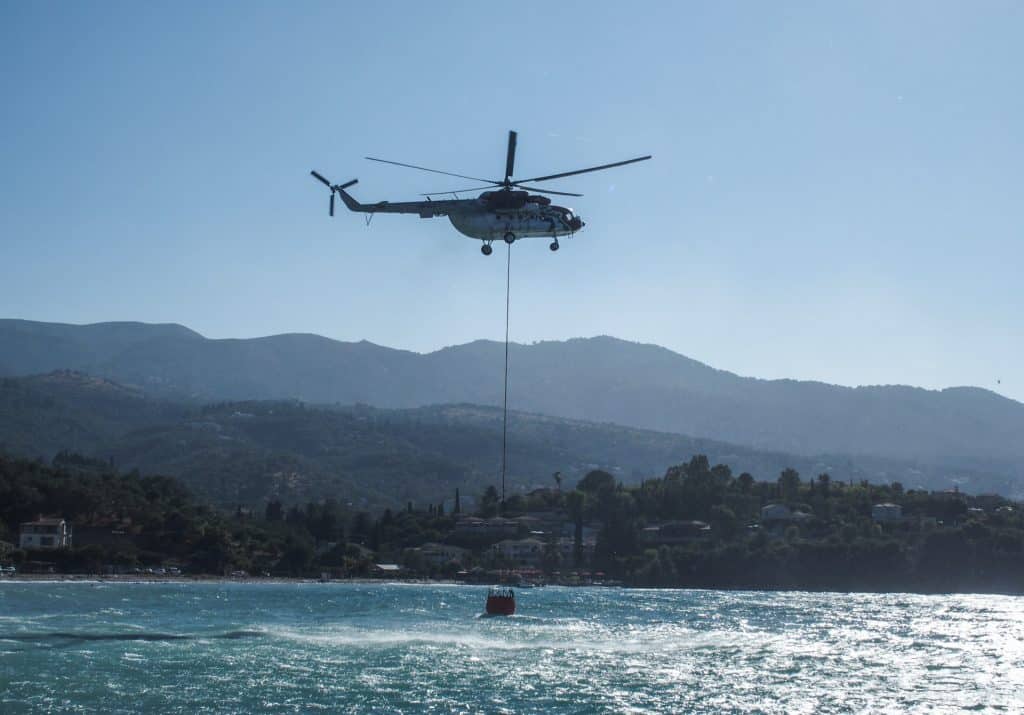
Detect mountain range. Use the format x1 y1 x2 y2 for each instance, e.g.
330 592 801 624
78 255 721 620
2 318 1022 497
2 370 1016 507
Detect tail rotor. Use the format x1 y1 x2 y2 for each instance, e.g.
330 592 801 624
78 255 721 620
310 171 357 217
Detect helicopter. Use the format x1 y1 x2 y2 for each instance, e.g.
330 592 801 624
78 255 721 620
310 131 650 255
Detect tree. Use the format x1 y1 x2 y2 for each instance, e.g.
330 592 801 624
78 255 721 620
816 473 831 498
264 500 284 521
310 508 340 543
285 506 304 526
191 528 233 574
480 486 500 518
710 504 738 540
779 468 801 504
565 490 586 567
542 536 561 576
737 473 755 494
279 535 314 576
350 511 371 544
577 470 615 494
686 455 711 476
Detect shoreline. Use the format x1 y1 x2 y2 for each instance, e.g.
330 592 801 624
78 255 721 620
3 575 1024 597
0 574 445 585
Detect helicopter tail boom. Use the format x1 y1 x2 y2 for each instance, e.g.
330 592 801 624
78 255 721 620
310 169 463 218
333 180 364 212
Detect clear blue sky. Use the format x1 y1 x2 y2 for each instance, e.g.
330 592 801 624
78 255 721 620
2 2 1022 401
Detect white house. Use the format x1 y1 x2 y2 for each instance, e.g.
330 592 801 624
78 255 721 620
871 503 903 522
419 542 469 567
640 521 711 546
19 518 71 550
493 538 545 567
454 517 518 539
761 504 793 522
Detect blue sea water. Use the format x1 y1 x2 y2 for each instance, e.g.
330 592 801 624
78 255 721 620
1 582 1022 713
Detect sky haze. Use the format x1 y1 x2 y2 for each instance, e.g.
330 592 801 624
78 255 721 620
2 2 1021 400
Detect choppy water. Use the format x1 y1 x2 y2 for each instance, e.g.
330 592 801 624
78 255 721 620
1 583 1022 713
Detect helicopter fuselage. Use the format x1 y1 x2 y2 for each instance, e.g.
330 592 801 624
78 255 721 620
448 197 582 242
327 182 584 249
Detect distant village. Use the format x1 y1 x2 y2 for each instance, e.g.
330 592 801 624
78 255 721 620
4 454 1022 592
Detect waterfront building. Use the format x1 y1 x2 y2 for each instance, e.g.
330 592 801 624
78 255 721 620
19 517 71 550
493 538 545 567
872 503 903 522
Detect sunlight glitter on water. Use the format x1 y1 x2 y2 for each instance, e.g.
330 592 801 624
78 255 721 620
1 583 1022 713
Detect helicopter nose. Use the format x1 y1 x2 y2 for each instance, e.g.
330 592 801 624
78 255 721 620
572 216 585 231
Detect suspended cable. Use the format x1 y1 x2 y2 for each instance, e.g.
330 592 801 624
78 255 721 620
501 243 512 511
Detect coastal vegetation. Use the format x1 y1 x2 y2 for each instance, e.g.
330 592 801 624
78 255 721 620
2 452 1022 593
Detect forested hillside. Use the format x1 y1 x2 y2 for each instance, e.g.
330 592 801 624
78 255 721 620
3 320 1022 482
1 372 1017 508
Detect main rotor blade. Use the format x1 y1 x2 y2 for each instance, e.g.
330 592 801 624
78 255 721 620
329 192 335 216
512 184 583 197
505 130 517 181
311 170 332 187
365 157 496 184
515 155 652 183
420 185 500 196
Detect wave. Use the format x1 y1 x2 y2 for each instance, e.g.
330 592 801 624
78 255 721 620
0 629 264 645
259 623 773 655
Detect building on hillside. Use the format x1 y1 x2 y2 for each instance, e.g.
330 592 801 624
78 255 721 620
760 504 813 535
454 517 518 539
417 542 469 567
933 488 965 501
871 503 903 523
493 538 545 567
19 518 71 550
555 536 596 565
639 521 711 546
315 540 341 556
561 523 600 542
515 511 564 535
972 494 1005 512
761 504 793 522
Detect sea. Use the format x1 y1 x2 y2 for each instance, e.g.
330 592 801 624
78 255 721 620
1 582 1022 713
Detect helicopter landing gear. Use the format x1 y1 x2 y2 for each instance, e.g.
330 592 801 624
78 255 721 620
503 232 516 244
549 240 560 251
481 242 493 256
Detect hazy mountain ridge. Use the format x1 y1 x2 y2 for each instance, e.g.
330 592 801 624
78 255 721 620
2 371 1017 507
2 319 1022 476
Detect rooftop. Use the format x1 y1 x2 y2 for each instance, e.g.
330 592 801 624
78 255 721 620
20 517 66 527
